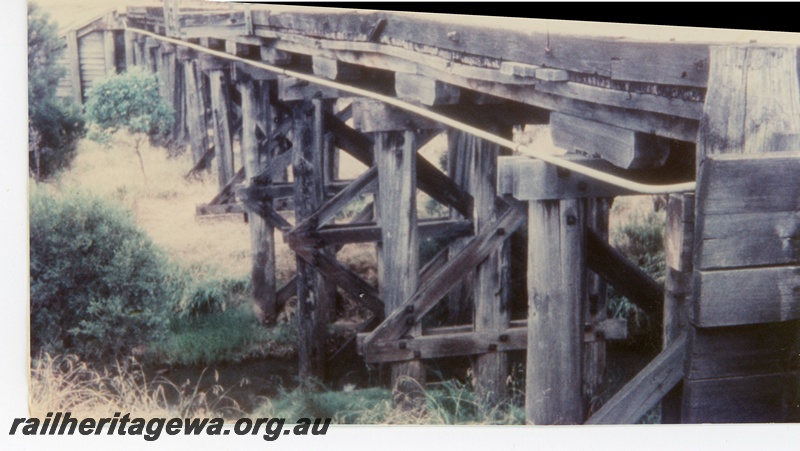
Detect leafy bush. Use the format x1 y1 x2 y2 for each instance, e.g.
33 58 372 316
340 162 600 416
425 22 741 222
28 3 85 180
29 188 181 362
84 68 174 142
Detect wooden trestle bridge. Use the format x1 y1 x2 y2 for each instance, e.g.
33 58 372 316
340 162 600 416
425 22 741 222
59 1 800 424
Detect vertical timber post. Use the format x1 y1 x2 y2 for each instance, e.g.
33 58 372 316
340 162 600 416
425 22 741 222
146 37 161 74
526 199 586 424
66 30 82 105
660 193 694 423
683 45 800 422
163 0 181 38
183 53 209 165
583 197 611 416
158 44 175 110
375 127 423 410
132 35 144 68
445 131 474 325
146 38 158 73
353 99 431 409
162 0 182 147
292 98 336 382
171 50 186 144
207 63 235 191
447 128 513 409
240 75 278 324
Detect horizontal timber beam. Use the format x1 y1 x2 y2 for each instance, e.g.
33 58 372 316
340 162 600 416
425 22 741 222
296 219 473 247
178 11 247 39
247 7 712 87
692 266 800 327
695 151 800 215
361 328 526 363
196 203 246 216
313 55 361 80
498 155 637 200
352 99 445 133
278 76 347 101
394 73 460 106
126 27 698 194
550 112 672 170
359 317 627 363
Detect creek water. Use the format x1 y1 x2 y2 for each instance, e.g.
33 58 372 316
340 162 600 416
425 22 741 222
146 358 299 413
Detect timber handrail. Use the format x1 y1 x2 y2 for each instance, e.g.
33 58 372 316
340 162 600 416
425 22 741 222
125 26 697 195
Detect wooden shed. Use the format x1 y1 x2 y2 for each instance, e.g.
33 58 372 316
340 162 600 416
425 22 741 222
55 9 127 104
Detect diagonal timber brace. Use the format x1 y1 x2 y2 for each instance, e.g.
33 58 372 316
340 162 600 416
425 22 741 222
292 245 384 317
325 112 474 218
208 167 245 205
288 165 378 236
364 197 527 344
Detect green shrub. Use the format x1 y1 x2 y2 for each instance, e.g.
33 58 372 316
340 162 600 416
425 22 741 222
84 68 174 144
612 210 666 284
84 68 175 182
173 275 251 318
29 188 181 362
28 3 85 180
151 308 298 366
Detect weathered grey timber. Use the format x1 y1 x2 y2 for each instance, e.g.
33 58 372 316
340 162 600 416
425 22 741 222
448 128 512 409
291 98 336 381
240 78 278 324
683 46 800 423
660 193 694 423
526 199 586 425
207 67 235 191
59 2 800 424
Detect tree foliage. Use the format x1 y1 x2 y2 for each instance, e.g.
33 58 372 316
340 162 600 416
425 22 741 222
84 68 175 181
29 187 182 362
28 2 85 180
85 67 175 145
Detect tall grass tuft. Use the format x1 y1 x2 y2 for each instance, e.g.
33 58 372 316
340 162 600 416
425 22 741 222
253 380 524 425
149 308 298 366
30 353 243 419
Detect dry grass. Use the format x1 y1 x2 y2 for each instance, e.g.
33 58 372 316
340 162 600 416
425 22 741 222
55 134 271 281
30 353 243 419
609 195 666 246
54 133 387 286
